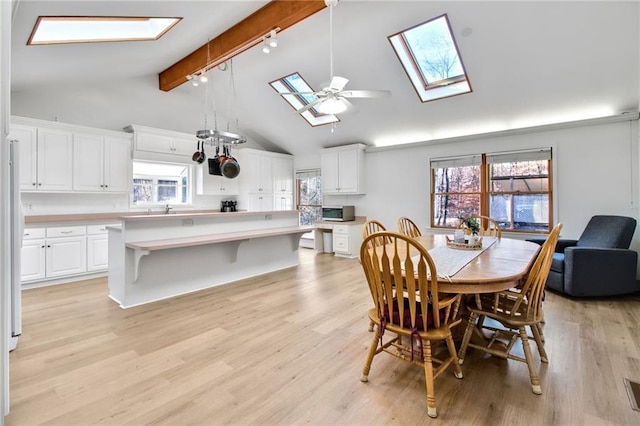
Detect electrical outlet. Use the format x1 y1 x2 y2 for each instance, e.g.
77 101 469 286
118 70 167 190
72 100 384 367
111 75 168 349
265 214 272 220
182 219 194 227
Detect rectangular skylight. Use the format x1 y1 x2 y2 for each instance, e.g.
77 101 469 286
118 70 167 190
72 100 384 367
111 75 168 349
270 73 339 127
388 14 471 102
28 16 182 45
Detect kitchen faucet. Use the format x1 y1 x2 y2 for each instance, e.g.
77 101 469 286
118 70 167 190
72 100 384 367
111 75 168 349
164 204 173 214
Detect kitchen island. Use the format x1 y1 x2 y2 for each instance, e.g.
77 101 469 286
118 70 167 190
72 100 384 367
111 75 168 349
108 210 312 308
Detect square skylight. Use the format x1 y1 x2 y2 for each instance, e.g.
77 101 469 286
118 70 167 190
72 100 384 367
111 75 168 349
270 73 339 127
28 16 182 45
388 14 471 102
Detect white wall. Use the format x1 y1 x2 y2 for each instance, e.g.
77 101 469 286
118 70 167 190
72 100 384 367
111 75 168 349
297 118 640 253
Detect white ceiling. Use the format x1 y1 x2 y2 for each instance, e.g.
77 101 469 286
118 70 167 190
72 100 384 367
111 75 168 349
10 1 640 157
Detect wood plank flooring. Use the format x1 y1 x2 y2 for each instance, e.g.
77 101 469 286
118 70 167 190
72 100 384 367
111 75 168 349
6 248 640 425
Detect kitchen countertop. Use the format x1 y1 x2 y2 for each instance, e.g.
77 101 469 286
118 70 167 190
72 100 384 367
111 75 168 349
25 209 298 225
313 216 367 226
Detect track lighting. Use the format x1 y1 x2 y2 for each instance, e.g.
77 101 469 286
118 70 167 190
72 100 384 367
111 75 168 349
262 37 271 54
268 29 278 48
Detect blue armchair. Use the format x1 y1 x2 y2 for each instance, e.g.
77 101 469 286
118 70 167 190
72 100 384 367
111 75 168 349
527 215 638 297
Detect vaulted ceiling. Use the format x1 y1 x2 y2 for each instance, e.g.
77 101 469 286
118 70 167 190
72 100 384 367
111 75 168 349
10 1 639 158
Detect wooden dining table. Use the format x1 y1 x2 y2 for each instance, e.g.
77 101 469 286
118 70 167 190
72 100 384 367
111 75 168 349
414 234 541 294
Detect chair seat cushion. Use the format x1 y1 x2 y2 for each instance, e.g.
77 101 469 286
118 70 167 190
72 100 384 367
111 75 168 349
551 252 565 273
383 299 444 330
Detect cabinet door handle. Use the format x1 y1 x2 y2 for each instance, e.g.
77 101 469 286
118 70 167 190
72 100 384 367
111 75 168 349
38 183 42 186
46 245 51 248
41 245 45 248
32 182 36 186
61 231 73 234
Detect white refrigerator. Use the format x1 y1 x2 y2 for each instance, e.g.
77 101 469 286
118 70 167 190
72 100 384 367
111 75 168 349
8 138 22 351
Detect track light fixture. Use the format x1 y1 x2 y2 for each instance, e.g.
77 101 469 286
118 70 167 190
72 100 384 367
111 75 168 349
268 29 278 48
262 37 271 54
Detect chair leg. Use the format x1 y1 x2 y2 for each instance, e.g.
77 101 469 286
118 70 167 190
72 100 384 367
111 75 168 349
361 326 380 382
457 312 478 364
518 326 542 395
422 340 437 418
531 323 548 363
445 334 463 379
368 320 375 332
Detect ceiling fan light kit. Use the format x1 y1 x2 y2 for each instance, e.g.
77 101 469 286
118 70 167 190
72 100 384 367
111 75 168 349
283 0 391 116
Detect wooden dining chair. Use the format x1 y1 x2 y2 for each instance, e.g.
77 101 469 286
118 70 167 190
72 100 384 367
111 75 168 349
397 216 422 238
459 214 502 238
457 223 562 395
359 231 464 418
362 219 391 246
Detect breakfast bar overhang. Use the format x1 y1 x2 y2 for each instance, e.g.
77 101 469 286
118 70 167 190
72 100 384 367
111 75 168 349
107 210 312 308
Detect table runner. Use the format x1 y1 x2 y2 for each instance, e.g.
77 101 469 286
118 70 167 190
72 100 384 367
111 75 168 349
409 237 498 279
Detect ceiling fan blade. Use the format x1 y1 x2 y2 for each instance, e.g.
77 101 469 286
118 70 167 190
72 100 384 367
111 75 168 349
340 89 392 99
329 76 349 91
296 97 324 113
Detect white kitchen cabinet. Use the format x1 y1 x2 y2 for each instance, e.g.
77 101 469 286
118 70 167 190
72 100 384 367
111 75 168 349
44 226 87 278
196 163 239 195
21 228 46 282
273 193 293 211
243 151 273 194
86 224 114 272
248 193 274 212
135 131 195 157
21 226 90 283
313 221 362 258
272 156 294 194
73 133 131 192
321 144 366 195
13 126 74 191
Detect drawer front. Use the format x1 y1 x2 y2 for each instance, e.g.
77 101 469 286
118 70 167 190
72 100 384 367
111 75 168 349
333 234 349 251
87 224 116 235
315 223 334 230
333 224 349 235
46 225 86 238
23 228 46 240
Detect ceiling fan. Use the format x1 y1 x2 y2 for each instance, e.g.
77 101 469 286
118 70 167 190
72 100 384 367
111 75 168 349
283 0 391 115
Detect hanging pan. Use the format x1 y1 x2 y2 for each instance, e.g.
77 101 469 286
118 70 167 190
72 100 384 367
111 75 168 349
220 145 240 179
208 144 222 175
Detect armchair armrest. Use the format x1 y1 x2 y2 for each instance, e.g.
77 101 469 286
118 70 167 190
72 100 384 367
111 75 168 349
564 247 639 296
526 237 577 253
555 239 579 253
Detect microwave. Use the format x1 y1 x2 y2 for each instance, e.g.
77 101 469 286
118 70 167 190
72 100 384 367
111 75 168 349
322 205 355 222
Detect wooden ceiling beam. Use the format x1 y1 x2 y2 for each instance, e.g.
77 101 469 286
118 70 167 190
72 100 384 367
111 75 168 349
159 0 327 92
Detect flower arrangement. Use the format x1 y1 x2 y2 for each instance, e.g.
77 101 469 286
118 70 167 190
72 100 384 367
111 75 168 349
462 217 481 235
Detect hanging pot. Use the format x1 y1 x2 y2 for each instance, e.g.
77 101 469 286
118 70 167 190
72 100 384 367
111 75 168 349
220 145 240 179
192 140 202 163
208 144 222 175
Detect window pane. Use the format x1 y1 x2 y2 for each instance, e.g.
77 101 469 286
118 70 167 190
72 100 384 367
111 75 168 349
297 172 323 226
299 206 322 226
403 16 464 85
489 194 549 232
157 179 177 202
434 166 480 193
491 160 549 192
433 194 480 227
133 178 153 203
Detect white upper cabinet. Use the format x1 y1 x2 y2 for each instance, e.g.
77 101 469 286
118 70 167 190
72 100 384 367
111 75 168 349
321 144 366 195
73 133 131 192
272 156 294 194
128 124 197 161
14 127 75 191
243 150 274 194
196 163 239 195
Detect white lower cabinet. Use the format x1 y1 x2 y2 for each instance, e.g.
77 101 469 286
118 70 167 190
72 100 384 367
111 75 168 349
248 193 274 212
46 235 87 278
331 223 362 258
21 228 46 282
21 224 113 284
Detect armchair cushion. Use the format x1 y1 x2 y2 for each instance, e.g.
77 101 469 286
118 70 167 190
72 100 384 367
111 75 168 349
537 215 638 297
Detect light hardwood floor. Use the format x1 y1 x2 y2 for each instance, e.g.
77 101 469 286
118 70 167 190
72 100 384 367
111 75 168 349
6 248 640 425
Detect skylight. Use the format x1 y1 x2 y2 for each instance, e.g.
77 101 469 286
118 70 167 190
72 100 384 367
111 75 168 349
388 14 471 102
28 16 182 45
270 73 339 127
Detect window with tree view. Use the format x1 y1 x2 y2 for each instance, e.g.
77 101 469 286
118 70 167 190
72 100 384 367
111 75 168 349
132 161 190 206
296 169 322 226
388 14 471 103
431 149 552 232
